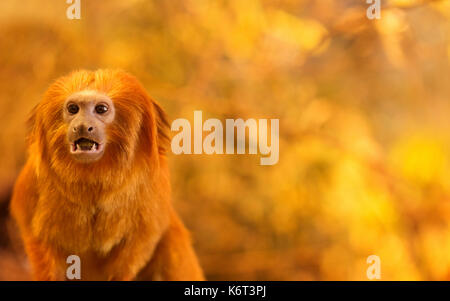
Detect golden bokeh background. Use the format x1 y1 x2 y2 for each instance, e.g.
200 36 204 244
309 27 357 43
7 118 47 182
2 0 450 280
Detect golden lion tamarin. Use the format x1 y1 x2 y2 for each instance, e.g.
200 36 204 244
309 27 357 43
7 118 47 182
10 69 204 281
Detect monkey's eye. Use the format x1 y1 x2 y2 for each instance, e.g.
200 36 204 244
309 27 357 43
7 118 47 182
67 103 79 114
95 104 108 114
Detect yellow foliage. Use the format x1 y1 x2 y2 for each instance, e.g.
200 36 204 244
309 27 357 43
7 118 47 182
390 134 447 185
1 0 450 280
268 9 328 52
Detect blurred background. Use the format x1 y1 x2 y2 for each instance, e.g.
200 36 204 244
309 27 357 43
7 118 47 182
1 0 450 280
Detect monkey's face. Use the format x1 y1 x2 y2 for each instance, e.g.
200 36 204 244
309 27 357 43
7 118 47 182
30 69 168 185
63 91 115 163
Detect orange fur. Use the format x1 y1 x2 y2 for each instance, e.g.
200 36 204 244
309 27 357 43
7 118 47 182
10 69 204 281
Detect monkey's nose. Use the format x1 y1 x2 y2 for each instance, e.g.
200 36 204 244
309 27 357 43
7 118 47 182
73 124 94 134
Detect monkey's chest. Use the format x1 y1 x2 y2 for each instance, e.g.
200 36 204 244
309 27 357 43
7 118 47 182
32 197 133 255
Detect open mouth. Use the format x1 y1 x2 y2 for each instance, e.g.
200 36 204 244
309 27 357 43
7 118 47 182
71 138 102 153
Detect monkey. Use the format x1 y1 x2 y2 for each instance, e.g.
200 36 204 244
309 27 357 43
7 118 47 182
10 69 204 281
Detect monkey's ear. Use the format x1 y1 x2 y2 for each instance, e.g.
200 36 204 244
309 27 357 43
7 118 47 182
152 100 170 155
25 103 46 158
26 104 38 146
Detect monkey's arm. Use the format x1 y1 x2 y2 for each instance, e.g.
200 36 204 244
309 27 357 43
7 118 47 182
103 218 164 281
21 236 63 280
138 215 204 281
10 161 62 281
10 161 38 236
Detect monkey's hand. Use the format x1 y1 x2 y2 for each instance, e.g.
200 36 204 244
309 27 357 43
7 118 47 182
10 162 64 280
23 236 64 281
103 226 162 281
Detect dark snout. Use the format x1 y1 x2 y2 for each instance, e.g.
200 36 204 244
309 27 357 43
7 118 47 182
69 116 102 143
67 115 106 163
72 122 95 136
63 91 115 163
